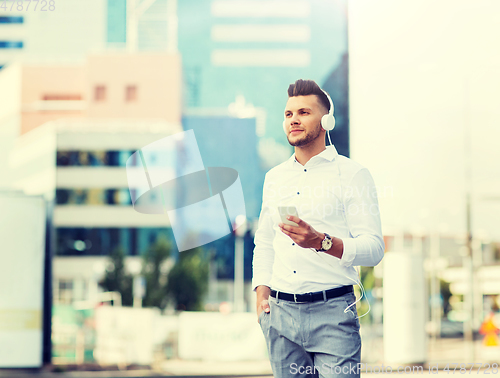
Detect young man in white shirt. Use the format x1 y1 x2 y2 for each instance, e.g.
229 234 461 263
252 79 384 377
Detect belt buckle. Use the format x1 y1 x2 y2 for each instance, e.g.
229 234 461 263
293 293 307 303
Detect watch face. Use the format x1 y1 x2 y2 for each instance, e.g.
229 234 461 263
322 238 332 250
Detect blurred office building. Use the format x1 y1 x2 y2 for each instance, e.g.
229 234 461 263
87 0 352 157
0 0 106 69
183 111 264 220
0 191 46 368
0 0 176 69
1 0 351 154
3 53 182 305
178 0 350 155
1 0 351 151
0 52 181 134
107 0 177 52
0 15 24 70
11 119 182 302
382 233 500 336
182 110 265 307
2 51 264 309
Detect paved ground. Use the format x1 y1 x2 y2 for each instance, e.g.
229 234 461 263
1 371 499 378
2 363 499 378
1 338 498 378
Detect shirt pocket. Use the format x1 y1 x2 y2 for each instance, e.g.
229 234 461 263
299 183 345 222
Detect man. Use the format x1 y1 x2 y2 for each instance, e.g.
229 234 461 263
252 79 384 377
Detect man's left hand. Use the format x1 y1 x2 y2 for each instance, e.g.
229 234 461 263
279 216 323 250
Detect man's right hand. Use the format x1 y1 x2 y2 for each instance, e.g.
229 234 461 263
256 285 271 322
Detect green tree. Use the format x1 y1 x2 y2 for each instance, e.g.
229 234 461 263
142 236 172 309
99 247 133 306
166 247 209 311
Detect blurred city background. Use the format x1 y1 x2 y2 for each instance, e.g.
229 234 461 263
0 0 499 376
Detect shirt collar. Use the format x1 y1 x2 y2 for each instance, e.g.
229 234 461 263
287 145 339 166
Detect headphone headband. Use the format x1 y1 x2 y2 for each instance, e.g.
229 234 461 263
321 89 334 116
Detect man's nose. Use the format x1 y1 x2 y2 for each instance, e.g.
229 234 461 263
290 114 300 124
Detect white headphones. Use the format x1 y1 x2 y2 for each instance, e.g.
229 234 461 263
283 88 336 133
320 89 336 131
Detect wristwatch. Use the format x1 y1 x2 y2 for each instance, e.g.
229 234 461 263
316 233 332 252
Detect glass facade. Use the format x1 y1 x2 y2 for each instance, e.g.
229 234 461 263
56 227 177 256
0 16 24 23
202 232 255 281
56 189 133 205
56 150 135 167
178 0 350 155
182 115 264 219
106 0 126 44
56 150 176 167
0 41 23 48
55 226 253 280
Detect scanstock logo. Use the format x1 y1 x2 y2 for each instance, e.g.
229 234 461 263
126 130 246 251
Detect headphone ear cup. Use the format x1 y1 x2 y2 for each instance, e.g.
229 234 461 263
321 114 336 131
330 115 336 131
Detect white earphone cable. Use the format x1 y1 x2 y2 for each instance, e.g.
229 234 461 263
317 125 371 320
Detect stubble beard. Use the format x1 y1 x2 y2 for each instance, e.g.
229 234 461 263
287 124 322 147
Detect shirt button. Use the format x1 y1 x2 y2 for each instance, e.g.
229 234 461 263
297 192 300 195
292 243 295 246
304 169 307 172
293 271 296 273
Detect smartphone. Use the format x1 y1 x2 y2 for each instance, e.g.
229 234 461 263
278 206 299 227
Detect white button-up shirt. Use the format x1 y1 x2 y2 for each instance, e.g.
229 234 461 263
252 145 384 294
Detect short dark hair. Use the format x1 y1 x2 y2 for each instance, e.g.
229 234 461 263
287 79 330 113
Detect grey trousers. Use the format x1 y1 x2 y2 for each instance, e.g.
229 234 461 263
258 290 361 378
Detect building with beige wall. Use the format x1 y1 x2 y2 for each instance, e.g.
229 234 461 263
84 54 181 121
10 119 182 305
20 64 85 134
0 53 181 136
0 52 181 187
2 52 182 306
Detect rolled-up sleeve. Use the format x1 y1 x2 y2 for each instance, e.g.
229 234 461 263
339 168 385 267
252 174 276 291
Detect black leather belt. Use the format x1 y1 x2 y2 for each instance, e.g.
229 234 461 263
270 285 353 303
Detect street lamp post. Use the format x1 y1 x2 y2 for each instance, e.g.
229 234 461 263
463 78 475 361
128 258 144 308
234 215 247 313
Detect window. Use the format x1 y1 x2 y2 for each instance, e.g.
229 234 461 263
58 279 74 304
56 189 133 205
106 0 126 44
0 16 23 23
0 41 23 48
56 150 135 167
55 227 175 256
43 94 82 101
94 85 106 102
125 85 137 102
59 279 73 291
